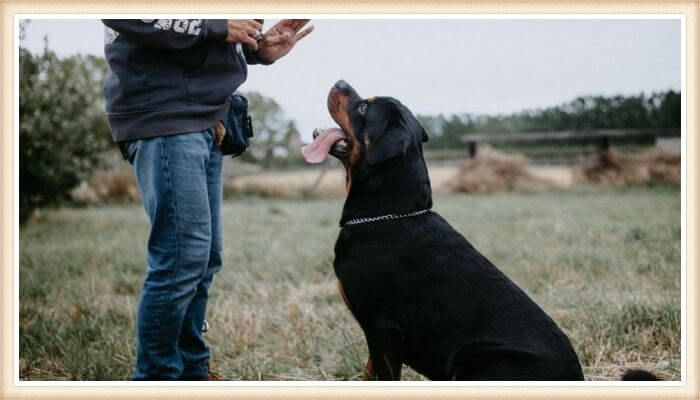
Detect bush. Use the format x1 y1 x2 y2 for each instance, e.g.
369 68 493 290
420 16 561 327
19 46 112 223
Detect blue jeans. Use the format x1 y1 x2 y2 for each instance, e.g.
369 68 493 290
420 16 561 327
122 127 223 380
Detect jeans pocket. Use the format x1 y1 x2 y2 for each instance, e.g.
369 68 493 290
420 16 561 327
118 140 139 164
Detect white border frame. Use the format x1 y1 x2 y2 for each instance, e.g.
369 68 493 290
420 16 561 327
13 12 687 388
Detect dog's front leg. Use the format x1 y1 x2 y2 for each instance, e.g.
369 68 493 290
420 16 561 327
365 349 402 380
364 329 402 380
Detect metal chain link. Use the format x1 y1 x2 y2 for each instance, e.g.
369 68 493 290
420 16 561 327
343 209 431 227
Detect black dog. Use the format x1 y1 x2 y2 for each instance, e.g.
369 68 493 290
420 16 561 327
302 80 652 381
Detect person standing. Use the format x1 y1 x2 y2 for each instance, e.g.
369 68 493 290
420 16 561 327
101 18 313 380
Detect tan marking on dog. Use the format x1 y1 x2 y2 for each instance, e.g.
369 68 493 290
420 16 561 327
328 89 362 193
343 139 361 194
364 357 375 380
337 280 351 308
367 97 377 103
328 92 352 138
364 356 401 380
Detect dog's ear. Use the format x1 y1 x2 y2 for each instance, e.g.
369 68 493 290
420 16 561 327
420 123 429 143
365 118 410 165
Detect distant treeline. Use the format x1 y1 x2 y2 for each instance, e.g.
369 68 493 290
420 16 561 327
418 91 681 149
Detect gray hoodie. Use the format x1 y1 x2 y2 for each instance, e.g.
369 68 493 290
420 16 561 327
102 19 270 142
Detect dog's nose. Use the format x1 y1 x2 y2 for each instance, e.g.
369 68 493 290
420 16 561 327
334 80 349 91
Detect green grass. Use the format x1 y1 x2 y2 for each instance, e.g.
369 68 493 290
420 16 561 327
19 187 681 381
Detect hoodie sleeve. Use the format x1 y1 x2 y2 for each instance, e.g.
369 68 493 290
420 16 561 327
242 45 275 65
102 19 228 50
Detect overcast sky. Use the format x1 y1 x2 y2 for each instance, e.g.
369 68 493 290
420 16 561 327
21 18 681 142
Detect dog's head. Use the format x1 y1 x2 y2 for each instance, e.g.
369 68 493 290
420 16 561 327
302 80 429 172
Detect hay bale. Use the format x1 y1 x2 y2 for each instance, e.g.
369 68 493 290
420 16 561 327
70 182 101 205
71 169 140 204
90 170 140 202
448 147 554 193
645 148 681 185
576 148 680 187
576 149 648 187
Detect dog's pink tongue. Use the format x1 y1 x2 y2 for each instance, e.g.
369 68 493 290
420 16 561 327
301 128 346 163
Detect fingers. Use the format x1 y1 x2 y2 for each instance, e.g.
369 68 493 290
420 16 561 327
246 19 263 32
225 19 263 48
295 25 314 41
278 19 311 32
243 25 259 37
289 19 309 31
262 31 293 45
234 33 258 49
227 31 258 49
243 36 258 50
292 19 311 32
227 31 259 49
227 19 263 32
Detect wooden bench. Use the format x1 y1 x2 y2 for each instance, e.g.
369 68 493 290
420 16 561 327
461 129 681 158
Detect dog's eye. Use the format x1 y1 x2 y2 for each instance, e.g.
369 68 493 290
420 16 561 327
358 103 367 115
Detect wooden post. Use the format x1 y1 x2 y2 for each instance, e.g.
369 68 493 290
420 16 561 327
468 141 477 158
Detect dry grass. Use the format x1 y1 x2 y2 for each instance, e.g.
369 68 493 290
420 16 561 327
645 148 681 185
20 188 680 381
224 161 573 199
576 148 680 187
68 164 463 202
71 146 676 205
71 169 139 204
448 147 558 194
223 165 472 198
225 168 347 198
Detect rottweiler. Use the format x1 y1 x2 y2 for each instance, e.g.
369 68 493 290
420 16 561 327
301 80 653 381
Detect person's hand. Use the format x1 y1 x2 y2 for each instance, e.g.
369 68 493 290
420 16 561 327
224 19 264 50
255 19 314 62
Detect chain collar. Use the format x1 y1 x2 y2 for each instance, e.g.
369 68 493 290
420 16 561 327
342 209 431 227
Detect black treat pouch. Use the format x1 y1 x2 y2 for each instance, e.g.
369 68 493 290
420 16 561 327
221 94 254 157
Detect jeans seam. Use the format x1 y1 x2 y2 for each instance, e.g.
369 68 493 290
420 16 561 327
149 136 182 377
180 351 209 378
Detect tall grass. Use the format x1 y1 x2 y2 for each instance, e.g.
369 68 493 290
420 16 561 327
19 187 680 380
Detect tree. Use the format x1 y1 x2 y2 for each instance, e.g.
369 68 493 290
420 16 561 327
19 44 112 223
239 91 303 168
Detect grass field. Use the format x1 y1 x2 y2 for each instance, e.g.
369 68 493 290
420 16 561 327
19 186 680 381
